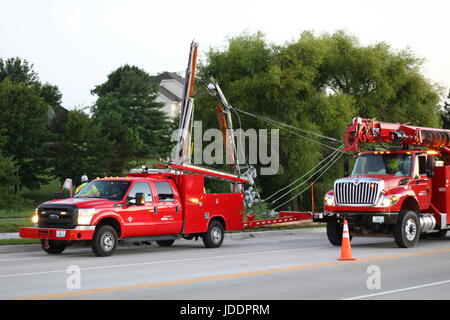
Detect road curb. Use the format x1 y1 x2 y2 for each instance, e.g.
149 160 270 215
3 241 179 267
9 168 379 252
0 233 20 240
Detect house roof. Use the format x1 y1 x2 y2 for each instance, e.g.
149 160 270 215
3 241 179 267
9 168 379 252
159 86 181 102
152 71 185 86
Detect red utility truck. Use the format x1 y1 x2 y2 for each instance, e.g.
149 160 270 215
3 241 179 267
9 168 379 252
20 165 246 256
313 117 450 248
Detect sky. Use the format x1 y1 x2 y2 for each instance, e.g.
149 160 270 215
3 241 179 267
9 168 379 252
1 0 449 110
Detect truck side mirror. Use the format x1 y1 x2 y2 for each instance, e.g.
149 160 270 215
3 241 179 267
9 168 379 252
426 156 435 178
135 193 146 206
344 157 350 177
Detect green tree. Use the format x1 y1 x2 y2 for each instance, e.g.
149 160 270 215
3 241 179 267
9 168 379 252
0 131 21 209
91 65 171 175
0 78 51 191
313 31 441 127
441 90 450 129
0 57 39 84
49 109 113 186
0 131 18 186
0 57 64 192
0 57 63 114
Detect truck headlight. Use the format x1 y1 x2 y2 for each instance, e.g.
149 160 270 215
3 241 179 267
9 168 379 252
77 208 96 225
380 195 400 207
324 195 335 206
31 209 39 224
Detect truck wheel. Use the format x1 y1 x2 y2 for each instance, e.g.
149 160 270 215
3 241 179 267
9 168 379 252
91 225 118 257
327 220 342 246
202 220 224 248
41 239 66 254
326 220 352 246
156 240 175 247
394 211 420 248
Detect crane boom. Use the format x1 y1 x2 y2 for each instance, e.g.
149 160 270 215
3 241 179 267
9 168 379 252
174 40 199 163
170 41 261 206
344 117 450 154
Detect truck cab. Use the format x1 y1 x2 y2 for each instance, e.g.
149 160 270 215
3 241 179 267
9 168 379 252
20 169 245 256
314 149 449 248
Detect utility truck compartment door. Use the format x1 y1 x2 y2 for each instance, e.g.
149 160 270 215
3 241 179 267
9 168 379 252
431 166 450 225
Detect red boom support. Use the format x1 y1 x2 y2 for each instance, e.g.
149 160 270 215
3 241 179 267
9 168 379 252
344 117 450 155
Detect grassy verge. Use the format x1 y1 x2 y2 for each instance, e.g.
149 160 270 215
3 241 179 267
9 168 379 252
0 178 60 219
0 219 33 233
0 206 35 219
0 239 40 246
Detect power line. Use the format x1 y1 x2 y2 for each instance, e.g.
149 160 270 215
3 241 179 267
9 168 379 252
267 147 342 206
263 145 343 202
234 107 342 143
233 107 347 153
271 151 344 211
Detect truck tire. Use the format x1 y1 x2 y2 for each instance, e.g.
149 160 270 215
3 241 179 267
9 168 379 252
91 225 118 257
326 220 353 246
156 240 175 247
202 220 224 248
41 239 66 254
394 210 420 248
327 220 342 246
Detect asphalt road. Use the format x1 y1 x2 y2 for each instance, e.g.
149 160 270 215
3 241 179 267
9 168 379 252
1 228 450 300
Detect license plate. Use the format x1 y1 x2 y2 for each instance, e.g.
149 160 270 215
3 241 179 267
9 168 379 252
56 230 66 238
372 216 384 223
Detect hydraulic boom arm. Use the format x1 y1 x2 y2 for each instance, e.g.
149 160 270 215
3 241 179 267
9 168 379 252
344 117 450 155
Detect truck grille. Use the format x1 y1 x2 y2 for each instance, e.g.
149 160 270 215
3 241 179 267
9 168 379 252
38 205 77 229
335 181 380 205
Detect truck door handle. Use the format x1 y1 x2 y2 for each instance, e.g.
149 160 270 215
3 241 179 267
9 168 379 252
176 206 179 213
154 207 158 214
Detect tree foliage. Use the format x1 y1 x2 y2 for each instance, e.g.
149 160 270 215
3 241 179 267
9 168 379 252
91 65 172 175
49 109 113 186
0 57 66 193
0 78 51 191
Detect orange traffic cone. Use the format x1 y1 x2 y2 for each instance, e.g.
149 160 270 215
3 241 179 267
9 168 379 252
338 219 355 261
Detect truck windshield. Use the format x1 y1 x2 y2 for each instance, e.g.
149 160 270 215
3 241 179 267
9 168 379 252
352 154 412 177
75 180 131 200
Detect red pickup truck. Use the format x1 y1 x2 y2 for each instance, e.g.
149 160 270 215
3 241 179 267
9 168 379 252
20 167 245 256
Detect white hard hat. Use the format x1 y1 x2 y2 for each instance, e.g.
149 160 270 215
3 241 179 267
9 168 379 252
81 175 89 182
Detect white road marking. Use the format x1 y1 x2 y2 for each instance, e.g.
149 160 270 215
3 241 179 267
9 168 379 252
0 257 49 262
0 246 328 278
346 279 450 300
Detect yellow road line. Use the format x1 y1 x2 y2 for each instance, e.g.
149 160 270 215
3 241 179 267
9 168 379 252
12 246 450 300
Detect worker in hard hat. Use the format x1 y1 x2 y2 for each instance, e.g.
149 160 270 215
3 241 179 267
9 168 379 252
75 175 89 195
387 158 402 176
75 175 100 197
